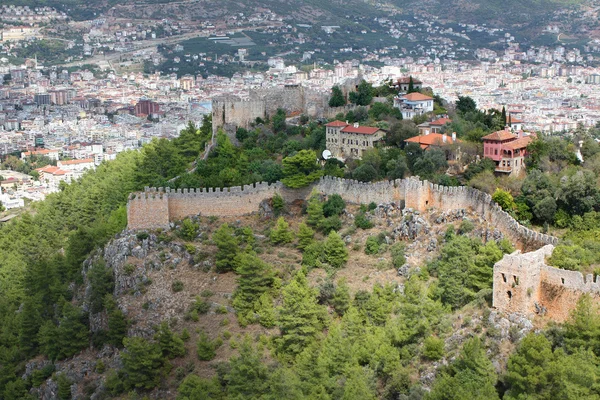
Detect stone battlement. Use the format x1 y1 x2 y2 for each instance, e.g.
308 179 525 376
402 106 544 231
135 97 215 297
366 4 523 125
493 245 600 321
127 176 558 250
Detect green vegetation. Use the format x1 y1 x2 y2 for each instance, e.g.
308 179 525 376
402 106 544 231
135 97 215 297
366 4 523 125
3 81 600 400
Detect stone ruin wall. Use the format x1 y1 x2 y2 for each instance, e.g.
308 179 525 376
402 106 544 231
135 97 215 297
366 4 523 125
211 77 364 135
128 176 600 322
493 245 600 322
127 176 558 251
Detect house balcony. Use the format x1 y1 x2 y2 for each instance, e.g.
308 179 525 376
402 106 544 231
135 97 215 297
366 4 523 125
495 165 512 173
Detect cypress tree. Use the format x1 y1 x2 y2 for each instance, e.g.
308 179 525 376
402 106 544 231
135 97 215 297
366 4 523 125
408 76 415 93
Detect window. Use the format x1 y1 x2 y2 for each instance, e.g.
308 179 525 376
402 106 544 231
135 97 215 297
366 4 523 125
513 275 519 285
502 273 507 283
507 291 512 300
495 149 498 155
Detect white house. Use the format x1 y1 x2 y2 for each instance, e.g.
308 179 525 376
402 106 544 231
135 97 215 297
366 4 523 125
393 92 434 119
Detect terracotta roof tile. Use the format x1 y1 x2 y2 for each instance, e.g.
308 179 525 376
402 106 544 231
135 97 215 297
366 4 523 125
429 117 452 126
482 129 517 141
402 93 433 101
340 125 382 135
405 133 458 146
325 120 348 127
502 136 533 151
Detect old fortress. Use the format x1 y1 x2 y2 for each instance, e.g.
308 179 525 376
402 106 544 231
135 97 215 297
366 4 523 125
127 176 598 322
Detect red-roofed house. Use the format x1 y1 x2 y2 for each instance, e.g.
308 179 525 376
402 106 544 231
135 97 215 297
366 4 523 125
482 128 534 175
405 132 461 161
21 148 59 161
418 116 452 135
393 92 434 119
36 165 73 187
325 120 386 159
57 158 95 173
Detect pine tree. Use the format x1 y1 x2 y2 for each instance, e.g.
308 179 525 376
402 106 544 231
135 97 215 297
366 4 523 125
342 366 377 400
87 259 114 314
56 373 72 400
332 279 351 316
19 297 42 355
38 320 60 360
323 231 348 269
255 292 276 328
329 86 346 107
297 222 315 250
270 217 294 244
226 337 269 398
121 337 165 390
105 295 127 348
277 272 326 356
154 321 186 359
232 252 275 316
213 223 240 273
55 302 89 359
306 193 325 228
197 331 218 361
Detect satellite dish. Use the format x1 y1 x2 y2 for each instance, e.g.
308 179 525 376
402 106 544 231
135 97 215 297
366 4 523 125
322 149 332 160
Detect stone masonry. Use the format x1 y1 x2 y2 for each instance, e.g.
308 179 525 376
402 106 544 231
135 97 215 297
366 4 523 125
493 245 600 321
127 176 558 250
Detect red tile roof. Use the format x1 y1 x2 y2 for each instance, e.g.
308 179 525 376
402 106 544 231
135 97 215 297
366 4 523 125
58 158 94 165
325 120 348 127
340 125 382 135
430 117 452 126
482 129 517 141
405 133 458 147
502 136 533 151
402 93 433 101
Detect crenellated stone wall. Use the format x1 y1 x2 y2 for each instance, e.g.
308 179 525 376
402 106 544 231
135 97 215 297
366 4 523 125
126 176 558 251
493 245 600 321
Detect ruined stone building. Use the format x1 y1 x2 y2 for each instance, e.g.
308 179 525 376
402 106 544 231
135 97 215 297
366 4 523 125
211 78 362 136
493 245 600 322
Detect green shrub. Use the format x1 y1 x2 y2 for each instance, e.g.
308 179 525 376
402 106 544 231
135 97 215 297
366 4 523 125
180 328 191 342
184 243 196 254
95 360 106 373
355 213 374 229
323 194 346 217
172 280 184 293
215 305 228 314
136 232 149 241
459 219 474 234
197 332 221 361
272 193 285 215
365 236 380 255
319 215 342 233
423 336 445 360
123 264 135 276
390 242 406 268
179 218 200 241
